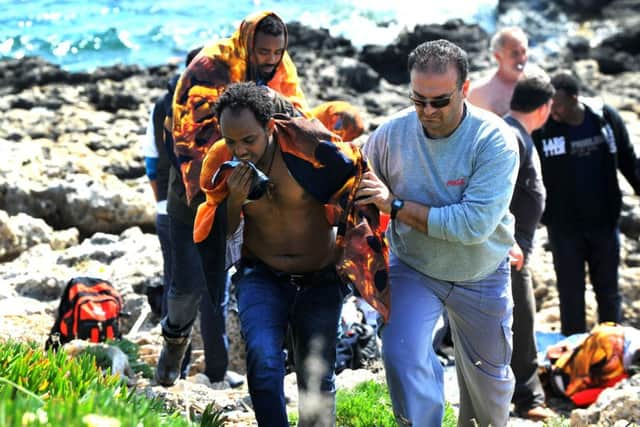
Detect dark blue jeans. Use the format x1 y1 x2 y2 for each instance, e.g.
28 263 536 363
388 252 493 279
236 259 346 427
548 225 621 336
161 215 229 381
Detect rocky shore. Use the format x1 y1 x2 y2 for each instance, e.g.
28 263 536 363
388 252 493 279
1 0 639 425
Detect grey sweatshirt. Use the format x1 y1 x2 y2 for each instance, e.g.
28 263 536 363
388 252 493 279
364 104 518 282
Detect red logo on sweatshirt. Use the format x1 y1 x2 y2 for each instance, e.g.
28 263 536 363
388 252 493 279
446 178 465 186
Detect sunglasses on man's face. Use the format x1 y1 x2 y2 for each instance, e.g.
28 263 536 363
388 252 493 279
409 89 457 109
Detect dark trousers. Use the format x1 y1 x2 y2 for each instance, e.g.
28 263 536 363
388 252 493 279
510 260 545 411
547 225 621 336
200 281 229 381
156 213 173 317
161 215 229 381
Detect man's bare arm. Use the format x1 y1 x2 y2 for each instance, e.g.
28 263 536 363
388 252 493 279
393 200 430 234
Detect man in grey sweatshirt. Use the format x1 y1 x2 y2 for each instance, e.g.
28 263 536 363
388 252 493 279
357 40 518 427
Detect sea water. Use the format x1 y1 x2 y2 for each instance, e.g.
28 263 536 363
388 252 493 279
0 0 499 71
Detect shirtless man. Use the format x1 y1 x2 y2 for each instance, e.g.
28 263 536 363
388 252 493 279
468 27 528 116
194 82 381 426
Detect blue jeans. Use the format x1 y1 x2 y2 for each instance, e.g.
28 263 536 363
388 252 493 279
382 253 514 427
236 259 346 427
161 215 229 381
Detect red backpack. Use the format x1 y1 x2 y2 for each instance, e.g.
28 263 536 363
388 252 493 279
46 277 123 350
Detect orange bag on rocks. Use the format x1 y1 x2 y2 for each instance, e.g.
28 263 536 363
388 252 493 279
45 277 123 350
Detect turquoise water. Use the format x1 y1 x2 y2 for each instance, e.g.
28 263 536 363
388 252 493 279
1 0 499 71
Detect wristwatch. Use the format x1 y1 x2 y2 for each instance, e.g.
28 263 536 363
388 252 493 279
390 198 405 220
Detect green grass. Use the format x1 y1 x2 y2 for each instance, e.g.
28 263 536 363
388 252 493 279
7 340 574 426
442 400 457 427
0 340 223 427
86 338 155 379
543 417 571 427
336 381 396 426
334 380 457 427
288 410 299 426
334 380 572 427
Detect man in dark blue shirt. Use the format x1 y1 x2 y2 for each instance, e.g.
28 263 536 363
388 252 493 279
533 71 640 336
150 47 244 389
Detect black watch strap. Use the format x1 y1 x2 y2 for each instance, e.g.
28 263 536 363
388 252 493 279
390 198 404 220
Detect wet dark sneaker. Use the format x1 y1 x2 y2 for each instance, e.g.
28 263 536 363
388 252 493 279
155 335 190 387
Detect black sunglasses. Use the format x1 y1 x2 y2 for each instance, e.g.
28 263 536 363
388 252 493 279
409 89 457 109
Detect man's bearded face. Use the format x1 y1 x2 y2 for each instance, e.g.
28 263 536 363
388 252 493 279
252 31 286 81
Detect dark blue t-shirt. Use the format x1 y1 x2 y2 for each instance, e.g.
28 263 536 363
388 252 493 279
569 112 609 228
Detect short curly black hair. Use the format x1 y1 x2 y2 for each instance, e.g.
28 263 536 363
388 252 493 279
511 67 555 113
214 82 274 127
550 71 580 97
